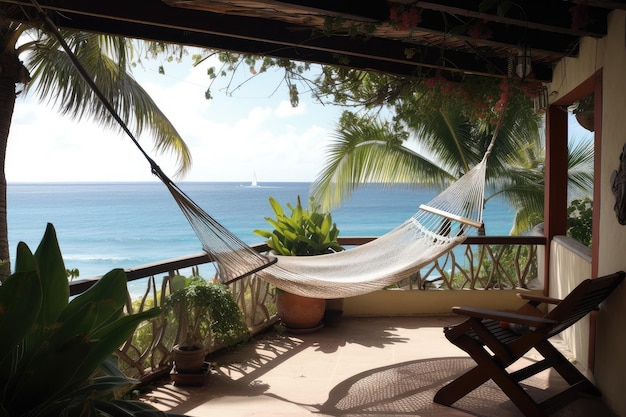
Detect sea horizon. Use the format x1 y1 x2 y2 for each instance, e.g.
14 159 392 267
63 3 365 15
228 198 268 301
7 181 517 283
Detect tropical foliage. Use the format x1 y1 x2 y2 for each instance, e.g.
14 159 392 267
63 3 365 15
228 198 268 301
163 274 250 349
567 197 593 247
311 107 593 235
0 16 192 278
0 223 163 416
254 196 344 256
200 51 577 235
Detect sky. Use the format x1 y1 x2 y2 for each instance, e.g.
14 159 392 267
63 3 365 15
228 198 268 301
6 50 592 184
6 53 345 183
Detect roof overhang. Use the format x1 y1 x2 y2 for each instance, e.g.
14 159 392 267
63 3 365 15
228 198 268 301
2 1 623 81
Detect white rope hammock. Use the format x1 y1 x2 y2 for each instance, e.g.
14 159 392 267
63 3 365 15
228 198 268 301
34 1 500 299
255 154 489 298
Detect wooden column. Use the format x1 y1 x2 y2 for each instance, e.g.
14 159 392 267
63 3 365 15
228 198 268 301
543 104 569 294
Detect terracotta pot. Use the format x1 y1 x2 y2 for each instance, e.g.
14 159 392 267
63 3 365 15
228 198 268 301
172 343 205 373
276 291 325 332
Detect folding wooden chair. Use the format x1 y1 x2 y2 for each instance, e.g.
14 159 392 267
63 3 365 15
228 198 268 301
434 271 625 416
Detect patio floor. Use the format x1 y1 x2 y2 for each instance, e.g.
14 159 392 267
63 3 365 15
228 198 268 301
141 316 618 416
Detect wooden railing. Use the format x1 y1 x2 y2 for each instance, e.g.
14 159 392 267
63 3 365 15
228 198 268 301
68 235 545 382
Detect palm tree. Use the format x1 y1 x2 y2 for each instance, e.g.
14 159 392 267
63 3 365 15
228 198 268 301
0 19 192 278
311 98 593 235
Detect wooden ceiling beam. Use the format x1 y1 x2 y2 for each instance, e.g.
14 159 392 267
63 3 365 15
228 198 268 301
3 0 565 80
416 0 609 38
272 0 389 21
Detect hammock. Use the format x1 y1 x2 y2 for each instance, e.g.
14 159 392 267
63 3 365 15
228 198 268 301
254 157 488 298
35 2 497 298
155 150 489 298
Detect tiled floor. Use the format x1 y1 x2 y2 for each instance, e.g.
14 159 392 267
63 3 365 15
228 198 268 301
141 316 618 416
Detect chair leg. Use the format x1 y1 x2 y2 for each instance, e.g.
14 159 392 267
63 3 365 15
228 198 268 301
487 359 547 417
533 340 601 396
436 334 547 417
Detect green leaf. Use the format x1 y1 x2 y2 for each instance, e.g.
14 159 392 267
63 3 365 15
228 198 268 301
7 335 96 414
268 197 285 217
34 223 70 327
0 271 42 373
68 309 160 386
58 268 128 327
13 241 36 274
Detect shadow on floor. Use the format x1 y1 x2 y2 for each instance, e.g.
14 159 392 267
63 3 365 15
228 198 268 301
143 317 617 417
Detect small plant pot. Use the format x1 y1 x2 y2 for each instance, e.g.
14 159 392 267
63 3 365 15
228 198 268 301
171 343 206 374
276 291 325 333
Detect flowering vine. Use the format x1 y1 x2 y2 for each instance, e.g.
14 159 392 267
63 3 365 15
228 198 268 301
389 4 422 31
421 74 543 123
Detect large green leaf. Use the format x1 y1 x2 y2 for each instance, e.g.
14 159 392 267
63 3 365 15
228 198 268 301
13 241 37 274
0 271 42 385
6 335 96 415
58 268 128 327
68 308 161 390
33 223 70 328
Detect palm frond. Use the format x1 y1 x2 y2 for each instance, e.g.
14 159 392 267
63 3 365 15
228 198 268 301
567 138 594 198
25 30 192 176
310 116 454 210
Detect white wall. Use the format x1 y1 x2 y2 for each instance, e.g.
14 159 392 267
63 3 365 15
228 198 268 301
549 237 592 372
549 10 626 416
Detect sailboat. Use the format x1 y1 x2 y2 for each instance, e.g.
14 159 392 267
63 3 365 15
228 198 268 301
248 171 261 188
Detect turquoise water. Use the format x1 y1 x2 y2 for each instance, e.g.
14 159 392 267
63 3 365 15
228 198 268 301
7 182 516 280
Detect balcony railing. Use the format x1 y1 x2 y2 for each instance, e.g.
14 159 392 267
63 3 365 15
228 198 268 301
68 235 545 382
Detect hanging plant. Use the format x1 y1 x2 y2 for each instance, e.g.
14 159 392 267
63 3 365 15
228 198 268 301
573 94 594 132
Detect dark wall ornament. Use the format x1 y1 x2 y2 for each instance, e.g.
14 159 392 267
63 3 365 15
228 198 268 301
610 143 626 225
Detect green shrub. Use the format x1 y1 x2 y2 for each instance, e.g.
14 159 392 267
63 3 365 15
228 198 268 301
163 275 250 350
567 197 593 247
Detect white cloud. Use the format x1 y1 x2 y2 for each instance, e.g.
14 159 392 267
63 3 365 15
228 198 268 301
6 57 342 183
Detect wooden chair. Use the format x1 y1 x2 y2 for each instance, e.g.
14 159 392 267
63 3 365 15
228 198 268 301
434 271 625 416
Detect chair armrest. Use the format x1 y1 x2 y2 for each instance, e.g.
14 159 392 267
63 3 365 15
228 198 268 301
452 306 558 328
516 293 562 305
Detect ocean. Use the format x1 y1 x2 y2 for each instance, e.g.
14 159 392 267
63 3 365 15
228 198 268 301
7 182 516 281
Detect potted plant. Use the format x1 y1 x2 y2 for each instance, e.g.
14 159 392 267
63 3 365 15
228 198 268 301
0 223 164 416
573 93 594 132
163 274 249 383
254 195 345 332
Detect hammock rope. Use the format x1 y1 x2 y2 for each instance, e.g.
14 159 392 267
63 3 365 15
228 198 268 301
33 0 507 296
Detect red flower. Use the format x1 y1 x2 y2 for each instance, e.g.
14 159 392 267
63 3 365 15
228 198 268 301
389 5 422 31
425 77 438 88
468 20 493 40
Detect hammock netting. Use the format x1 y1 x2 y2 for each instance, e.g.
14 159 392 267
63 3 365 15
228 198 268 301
154 153 488 299
35 1 497 300
254 158 488 298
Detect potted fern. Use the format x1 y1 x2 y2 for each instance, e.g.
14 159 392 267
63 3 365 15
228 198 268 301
254 195 345 332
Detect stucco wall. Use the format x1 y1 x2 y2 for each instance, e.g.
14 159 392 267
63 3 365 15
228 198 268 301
343 288 541 317
549 10 626 416
549 237 592 372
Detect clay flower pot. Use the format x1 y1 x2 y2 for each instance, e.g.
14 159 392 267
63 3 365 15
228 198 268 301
171 343 205 373
276 290 325 333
